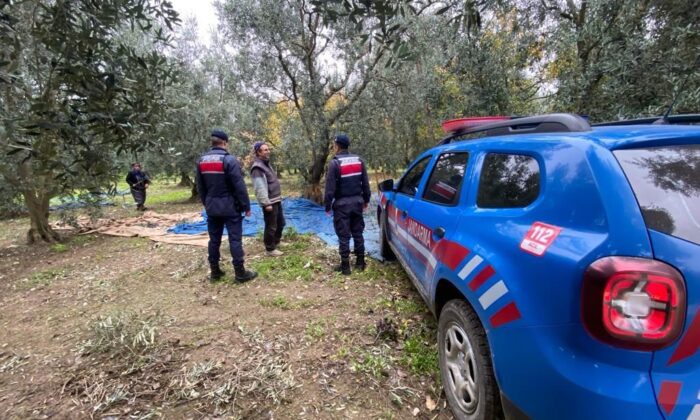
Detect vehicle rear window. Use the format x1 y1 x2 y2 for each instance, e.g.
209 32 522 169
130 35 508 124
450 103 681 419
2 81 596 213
477 153 540 208
614 145 700 245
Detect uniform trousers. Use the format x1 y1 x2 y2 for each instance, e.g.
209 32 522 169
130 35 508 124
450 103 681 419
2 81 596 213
207 214 244 266
332 197 365 259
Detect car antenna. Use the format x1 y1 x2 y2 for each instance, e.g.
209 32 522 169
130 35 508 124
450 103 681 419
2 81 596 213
655 55 700 125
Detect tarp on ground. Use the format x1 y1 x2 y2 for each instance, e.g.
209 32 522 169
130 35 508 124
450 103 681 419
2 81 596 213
169 198 382 260
50 211 213 247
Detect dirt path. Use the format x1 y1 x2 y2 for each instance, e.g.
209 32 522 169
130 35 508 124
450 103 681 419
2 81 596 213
0 206 454 419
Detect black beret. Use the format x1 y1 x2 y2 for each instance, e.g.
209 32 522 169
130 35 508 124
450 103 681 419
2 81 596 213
211 129 229 142
335 134 350 148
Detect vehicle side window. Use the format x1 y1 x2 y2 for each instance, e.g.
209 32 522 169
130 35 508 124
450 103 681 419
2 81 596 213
398 157 431 196
477 153 540 208
422 153 469 206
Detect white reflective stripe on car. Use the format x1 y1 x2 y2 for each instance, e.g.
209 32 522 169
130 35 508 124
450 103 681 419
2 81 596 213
459 255 483 280
688 391 700 420
478 280 508 310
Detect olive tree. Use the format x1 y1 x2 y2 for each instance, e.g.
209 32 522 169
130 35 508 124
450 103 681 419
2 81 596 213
337 5 541 171
218 0 390 202
0 0 179 243
142 17 268 201
536 0 699 120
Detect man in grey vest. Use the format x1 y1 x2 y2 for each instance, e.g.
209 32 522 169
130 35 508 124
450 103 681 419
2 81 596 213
251 141 285 256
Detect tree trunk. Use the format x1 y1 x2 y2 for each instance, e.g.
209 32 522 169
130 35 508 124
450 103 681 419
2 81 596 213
188 182 199 203
23 190 60 244
179 171 193 187
301 146 330 204
302 182 323 203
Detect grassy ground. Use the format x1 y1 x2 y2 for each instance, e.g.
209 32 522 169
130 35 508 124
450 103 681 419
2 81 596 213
0 182 453 419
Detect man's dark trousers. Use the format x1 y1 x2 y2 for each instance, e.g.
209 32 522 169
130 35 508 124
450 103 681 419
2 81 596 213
207 215 244 266
332 197 365 259
131 188 146 207
263 202 285 251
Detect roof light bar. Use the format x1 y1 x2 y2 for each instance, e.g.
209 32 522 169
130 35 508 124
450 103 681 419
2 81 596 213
439 113 591 145
441 116 511 134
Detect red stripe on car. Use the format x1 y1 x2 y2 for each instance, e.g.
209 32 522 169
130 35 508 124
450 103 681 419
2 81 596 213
433 240 470 271
469 265 495 291
385 203 396 222
657 381 682 415
393 226 430 268
404 216 434 250
668 310 700 366
490 302 521 328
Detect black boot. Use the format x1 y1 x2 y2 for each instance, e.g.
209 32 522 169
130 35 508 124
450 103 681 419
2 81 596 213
234 264 258 283
334 258 351 276
210 265 225 282
355 254 366 271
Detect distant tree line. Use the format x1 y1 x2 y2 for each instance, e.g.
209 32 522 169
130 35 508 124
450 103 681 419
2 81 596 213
1 0 698 243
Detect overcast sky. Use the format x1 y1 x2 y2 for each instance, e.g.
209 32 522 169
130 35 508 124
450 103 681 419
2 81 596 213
169 0 218 44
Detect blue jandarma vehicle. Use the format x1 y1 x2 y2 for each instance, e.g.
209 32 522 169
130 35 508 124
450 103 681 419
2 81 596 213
376 114 700 419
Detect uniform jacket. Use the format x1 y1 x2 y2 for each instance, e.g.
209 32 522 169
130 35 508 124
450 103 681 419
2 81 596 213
323 150 371 212
195 147 250 217
126 170 150 190
250 157 282 206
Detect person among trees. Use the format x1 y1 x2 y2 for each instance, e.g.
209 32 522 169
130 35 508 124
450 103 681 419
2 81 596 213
195 129 257 283
125 162 151 211
250 141 286 257
324 134 371 275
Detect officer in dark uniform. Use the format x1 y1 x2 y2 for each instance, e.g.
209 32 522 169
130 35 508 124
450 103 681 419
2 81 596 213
196 129 257 283
324 134 371 275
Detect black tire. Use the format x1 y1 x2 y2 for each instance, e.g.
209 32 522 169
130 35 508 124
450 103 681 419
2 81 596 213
438 300 501 420
379 211 396 261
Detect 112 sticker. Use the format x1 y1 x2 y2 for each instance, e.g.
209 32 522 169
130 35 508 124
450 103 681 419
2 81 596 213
520 222 562 256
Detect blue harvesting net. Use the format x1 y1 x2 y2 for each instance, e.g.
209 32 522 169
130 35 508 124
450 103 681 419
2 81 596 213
168 198 382 260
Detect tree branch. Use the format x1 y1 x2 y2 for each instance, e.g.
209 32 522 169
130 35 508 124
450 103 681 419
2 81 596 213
328 47 386 126
274 44 301 110
273 42 315 144
540 0 573 21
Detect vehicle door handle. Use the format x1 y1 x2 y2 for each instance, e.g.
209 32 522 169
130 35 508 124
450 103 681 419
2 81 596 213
401 210 408 218
435 227 446 239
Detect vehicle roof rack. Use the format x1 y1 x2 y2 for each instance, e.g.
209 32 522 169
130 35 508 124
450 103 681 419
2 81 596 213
439 113 591 145
592 114 700 127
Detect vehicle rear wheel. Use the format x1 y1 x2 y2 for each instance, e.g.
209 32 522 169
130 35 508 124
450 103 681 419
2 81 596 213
438 299 501 420
379 211 396 261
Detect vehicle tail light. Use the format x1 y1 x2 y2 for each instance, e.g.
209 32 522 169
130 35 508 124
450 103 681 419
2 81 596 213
581 257 686 350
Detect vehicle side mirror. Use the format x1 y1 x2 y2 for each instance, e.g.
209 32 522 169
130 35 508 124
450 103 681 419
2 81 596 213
378 179 394 192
